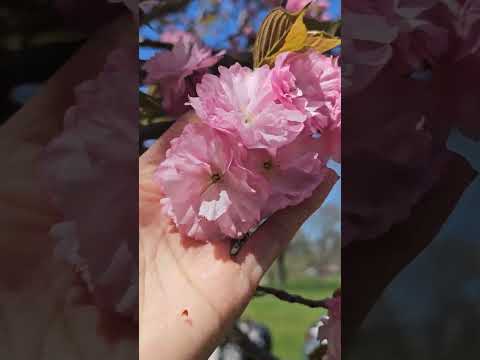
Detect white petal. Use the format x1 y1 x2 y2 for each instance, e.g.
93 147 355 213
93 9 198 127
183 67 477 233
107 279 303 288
199 190 232 221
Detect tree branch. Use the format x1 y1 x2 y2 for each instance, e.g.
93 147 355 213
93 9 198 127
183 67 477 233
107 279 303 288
139 39 173 49
256 286 329 309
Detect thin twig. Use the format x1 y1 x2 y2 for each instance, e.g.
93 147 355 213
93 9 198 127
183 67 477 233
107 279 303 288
230 234 250 257
230 217 269 257
256 286 329 309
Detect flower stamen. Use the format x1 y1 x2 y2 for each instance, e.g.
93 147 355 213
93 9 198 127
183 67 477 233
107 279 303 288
211 173 222 183
263 161 273 170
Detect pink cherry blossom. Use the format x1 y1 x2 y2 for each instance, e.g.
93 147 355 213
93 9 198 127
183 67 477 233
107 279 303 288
270 56 307 111
159 27 199 45
245 130 330 217
273 51 341 134
40 47 138 319
285 0 312 12
318 295 341 360
285 0 331 19
190 63 306 152
143 36 224 115
156 123 269 241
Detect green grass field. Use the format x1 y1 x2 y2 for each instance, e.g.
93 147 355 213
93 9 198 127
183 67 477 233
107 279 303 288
242 275 340 360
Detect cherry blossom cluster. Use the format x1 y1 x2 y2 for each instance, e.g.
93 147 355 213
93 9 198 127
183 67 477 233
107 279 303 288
155 50 341 241
143 32 225 115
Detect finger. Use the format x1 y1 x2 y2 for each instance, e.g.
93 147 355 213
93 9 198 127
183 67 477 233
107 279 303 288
246 168 339 277
2 15 135 144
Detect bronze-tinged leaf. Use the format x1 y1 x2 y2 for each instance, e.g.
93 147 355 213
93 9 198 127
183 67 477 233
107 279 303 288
253 7 341 67
305 31 341 54
271 10 309 55
304 18 342 36
252 7 298 68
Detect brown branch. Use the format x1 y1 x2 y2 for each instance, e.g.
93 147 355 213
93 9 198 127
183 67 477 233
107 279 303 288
139 39 173 49
256 286 329 309
230 217 269 257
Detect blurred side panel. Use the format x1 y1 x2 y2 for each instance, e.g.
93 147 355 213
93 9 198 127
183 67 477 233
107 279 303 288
0 1 138 359
342 0 480 358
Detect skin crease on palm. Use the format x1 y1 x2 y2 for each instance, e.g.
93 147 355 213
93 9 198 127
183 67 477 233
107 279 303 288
0 11 338 360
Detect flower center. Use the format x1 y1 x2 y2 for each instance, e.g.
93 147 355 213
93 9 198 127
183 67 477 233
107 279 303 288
263 160 273 170
211 173 222 183
240 106 254 125
244 113 254 124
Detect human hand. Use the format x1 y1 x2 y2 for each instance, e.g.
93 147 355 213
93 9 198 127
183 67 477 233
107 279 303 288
139 113 339 360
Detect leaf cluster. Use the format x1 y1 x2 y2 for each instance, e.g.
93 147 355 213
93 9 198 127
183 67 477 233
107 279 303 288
253 6 341 67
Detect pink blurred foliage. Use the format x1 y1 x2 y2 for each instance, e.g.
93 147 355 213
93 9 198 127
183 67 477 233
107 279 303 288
342 0 480 245
342 65 451 245
40 46 138 320
342 0 450 95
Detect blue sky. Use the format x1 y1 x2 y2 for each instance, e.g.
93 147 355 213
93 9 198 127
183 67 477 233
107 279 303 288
140 0 341 52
